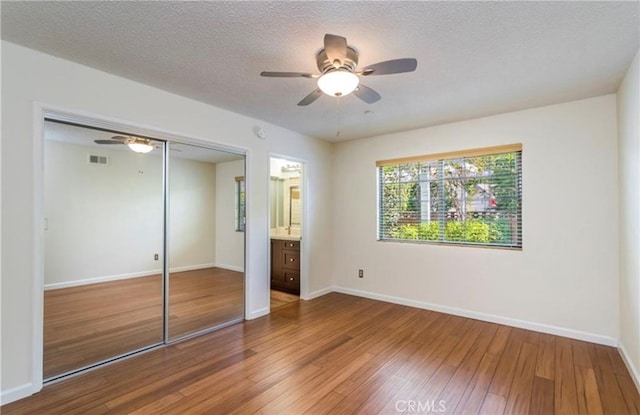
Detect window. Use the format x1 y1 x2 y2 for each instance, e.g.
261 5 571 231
235 176 245 232
377 144 522 249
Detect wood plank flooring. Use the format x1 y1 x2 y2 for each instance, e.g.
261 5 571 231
44 273 163 379
168 267 244 340
270 289 300 310
44 267 243 379
7 293 638 414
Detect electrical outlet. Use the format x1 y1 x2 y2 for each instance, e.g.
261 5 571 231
358 269 364 278
154 254 159 261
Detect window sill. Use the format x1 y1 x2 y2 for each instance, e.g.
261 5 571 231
377 238 522 251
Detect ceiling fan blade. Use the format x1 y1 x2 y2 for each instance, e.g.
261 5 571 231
260 71 318 78
297 89 323 106
324 34 348 67
95 140 124 145
353 84 381 104
111 135 129 142
361 58 418 76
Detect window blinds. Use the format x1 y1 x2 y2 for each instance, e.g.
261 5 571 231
377 144 522 249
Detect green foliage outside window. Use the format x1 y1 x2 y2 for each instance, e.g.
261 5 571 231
378 147 522 248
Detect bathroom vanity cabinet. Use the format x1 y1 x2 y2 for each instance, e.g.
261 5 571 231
271 239 300 295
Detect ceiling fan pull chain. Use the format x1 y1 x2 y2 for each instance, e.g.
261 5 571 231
336 97 342 137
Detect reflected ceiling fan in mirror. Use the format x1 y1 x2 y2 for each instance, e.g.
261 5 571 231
260 34 417 106
94 135 173 154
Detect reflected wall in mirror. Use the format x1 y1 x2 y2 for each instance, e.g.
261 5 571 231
168 143 245 340
43 120 164 380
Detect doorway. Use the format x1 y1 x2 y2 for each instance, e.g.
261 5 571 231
42 118 245 381
269 157 304 310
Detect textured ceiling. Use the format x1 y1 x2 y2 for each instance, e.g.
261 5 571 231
2 1 639 142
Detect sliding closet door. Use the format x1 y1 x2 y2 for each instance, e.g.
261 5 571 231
167 143 245 340
43 121 165 380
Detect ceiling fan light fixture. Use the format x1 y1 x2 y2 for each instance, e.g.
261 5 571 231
317 70 359 97
127 140 154 154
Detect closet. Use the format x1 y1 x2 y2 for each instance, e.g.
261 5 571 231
43 119 245 380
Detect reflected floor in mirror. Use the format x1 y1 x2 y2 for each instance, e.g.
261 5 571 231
44 267 244 379
168 268 244 340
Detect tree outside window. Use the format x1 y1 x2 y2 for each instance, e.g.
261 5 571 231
378 145 522 248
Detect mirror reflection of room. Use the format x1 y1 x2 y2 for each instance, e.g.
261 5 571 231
269 157 302 308
168 144 245 340
43 120 165 379
42 120 245 380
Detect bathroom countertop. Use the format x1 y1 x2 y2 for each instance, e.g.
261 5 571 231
270 230 301 241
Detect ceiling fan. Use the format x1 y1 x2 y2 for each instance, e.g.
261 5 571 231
260 34 417 106
94 135 164 154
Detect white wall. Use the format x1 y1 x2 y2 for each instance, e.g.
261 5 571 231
169 156 216 271
617 50 640 387
43 140 219 288
215 159 245 271
1 41 334 402
44 140 164 287
332 95 619 344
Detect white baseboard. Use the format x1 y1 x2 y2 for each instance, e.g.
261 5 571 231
44 269 159 290
618 341 640 392
1 382 39 406
248 307 269 320
302 286 333 301
44 263 222 290
214 263 244 273
170 263 217 273
332 286 618 347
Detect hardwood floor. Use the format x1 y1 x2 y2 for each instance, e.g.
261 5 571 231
44 267 243 379
270 289 300 309
168 267 244 340
44 274 163 379
8 293 638 414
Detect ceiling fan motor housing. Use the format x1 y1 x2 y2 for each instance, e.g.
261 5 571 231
316 46 359 73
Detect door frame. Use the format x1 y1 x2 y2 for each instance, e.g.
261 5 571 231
268 154 309 304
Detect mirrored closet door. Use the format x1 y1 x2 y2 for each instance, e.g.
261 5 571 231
43 120 246 380
43 120 165 380
167 143 245 340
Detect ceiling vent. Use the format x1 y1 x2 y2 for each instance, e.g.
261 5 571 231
88 154 108 166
